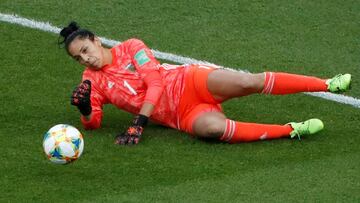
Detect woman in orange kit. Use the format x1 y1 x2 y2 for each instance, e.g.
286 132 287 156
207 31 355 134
59 22 352 145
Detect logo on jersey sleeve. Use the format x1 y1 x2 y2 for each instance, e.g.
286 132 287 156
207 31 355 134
134 49 150 66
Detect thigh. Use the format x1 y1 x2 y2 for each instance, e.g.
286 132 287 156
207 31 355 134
192 64 222 104
207 69 265 101
179 103 223 135
178 65 225 134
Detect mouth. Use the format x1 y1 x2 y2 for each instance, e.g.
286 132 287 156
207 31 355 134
89 59 99 67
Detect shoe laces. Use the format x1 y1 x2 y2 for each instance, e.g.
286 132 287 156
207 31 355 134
290 122 309 140
328 74 342 91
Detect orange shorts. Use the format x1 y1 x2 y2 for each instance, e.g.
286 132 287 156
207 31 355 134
178 64 223 134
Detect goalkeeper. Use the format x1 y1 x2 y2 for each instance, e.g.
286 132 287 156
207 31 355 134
59 22 352 145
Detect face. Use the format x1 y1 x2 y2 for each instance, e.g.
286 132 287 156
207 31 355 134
68 37 104 70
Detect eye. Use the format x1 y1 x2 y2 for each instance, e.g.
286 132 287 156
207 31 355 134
82 47 87 53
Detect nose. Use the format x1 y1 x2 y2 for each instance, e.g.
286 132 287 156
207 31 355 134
79 54 90 64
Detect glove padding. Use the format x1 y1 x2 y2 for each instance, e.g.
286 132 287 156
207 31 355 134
115 114 148 145
115 126 143 145
71 80 92 116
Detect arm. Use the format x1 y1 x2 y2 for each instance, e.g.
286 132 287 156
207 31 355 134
115 39 164 145
128 38 164 117
71 78 106 130
138 102 155 117
80 95 104 130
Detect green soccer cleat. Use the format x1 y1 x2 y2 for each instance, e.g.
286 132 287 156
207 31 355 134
288 118 324 139
326 74 352 93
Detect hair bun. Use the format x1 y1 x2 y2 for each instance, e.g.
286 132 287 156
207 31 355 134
58 21 94 49
60 21 80 40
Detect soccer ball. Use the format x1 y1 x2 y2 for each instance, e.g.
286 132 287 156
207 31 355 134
43 124 84 164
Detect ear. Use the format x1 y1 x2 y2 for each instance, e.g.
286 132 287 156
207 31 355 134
94 37 102 47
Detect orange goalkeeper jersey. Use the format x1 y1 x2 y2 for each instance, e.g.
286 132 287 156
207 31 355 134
80 38 186 130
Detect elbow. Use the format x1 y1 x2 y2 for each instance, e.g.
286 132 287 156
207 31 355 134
81 115 101 130
83 122 101 130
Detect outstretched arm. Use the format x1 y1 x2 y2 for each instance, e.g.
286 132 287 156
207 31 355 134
71 78 106 130
115 38 164 145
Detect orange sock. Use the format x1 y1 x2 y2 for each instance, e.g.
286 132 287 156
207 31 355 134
262 72 328 95
220 119 293 143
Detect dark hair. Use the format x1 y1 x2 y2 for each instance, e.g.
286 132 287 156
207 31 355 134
58 21 95 54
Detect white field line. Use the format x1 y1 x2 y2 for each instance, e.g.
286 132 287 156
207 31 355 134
1 13 360 109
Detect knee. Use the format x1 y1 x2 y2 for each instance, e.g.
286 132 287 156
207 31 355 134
194 117 225 138
206 121 224 137
235 73 264 91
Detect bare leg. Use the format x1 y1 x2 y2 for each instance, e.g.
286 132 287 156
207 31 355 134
192 112 227 138
207 69 334 101
207 69 265 101
192 68 332 141
193 69 334 143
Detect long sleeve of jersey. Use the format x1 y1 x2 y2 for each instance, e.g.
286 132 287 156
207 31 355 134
126 39 164 106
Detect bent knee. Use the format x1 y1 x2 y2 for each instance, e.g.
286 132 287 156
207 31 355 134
236 73 264 91
193 115 226 138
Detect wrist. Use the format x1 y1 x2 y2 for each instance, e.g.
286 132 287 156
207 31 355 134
79 105 92 116
82 113 92 121
133 114 148 127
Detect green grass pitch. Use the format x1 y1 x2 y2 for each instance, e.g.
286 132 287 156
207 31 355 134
1 0 360 202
